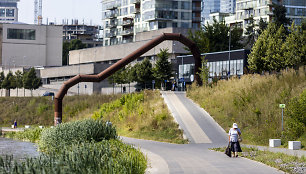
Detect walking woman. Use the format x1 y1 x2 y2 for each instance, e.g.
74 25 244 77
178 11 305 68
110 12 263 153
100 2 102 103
228 123 242 157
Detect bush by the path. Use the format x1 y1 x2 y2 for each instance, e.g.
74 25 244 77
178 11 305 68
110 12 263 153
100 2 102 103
39 119 117 152
5 127 42 143
0 140 147 174
1 119 147 174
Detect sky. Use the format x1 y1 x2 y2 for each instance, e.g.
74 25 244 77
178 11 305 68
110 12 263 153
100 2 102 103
18 0 101 25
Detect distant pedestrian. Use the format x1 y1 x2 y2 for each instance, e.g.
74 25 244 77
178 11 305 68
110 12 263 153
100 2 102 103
228 123 242 157
13 120 17 129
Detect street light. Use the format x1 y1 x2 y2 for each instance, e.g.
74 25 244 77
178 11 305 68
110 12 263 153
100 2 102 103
78 51 81 95
228 27 231 80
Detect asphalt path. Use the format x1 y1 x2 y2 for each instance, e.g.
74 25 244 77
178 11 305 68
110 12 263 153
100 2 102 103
122 91 284 174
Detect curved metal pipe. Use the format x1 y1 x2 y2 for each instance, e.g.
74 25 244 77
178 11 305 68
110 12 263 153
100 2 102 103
54 33 202 125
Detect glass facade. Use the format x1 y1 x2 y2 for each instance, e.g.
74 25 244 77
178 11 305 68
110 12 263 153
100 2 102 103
283 0 306 25
7 28 36 40
202 0 220 22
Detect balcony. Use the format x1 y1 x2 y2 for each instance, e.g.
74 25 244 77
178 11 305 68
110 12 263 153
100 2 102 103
105 32 117 38
130 0 140 4
120 29 134 36
132 8 140 14
122 20 134 26
105 23 117 28
106 3 120 10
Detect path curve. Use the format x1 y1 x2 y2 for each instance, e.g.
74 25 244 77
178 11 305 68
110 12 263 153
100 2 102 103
122 91 284 174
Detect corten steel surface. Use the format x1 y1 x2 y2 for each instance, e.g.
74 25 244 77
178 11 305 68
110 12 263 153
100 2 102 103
54 33 202 125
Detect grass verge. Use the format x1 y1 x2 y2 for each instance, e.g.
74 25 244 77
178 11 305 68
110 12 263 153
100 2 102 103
211 146 305 174
92 90 187 144
187 67 306 147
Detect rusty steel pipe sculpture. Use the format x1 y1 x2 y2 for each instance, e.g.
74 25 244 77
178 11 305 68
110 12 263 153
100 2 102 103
54 33 202 125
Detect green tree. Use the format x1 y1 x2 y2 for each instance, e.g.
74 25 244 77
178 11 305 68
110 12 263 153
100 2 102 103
186 29 209 53
264 24 287 71
272 3 291 28
62 41 70 65
248 22 304 73
153 49 172 89
197 56 209 86
257 18 268 36
282 23 306 68
15 70 23 97
23 68 42 96
62 39 87 66
2 71 16 97
284 90 306 141
0 72 4 96
136 58 153 89
244 16 257 47
187 19 243 53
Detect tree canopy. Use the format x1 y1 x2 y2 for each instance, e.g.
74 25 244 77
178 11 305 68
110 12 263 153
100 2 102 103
153 49 172 84
248 22 305 73
187 19 243 53
62 39 87 65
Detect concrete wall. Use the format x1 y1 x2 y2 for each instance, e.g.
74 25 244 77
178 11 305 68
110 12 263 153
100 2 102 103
69 28 192 65
0 24 62 67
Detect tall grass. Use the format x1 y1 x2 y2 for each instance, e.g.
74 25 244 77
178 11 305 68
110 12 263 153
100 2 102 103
0 140 146 174
0 94 121 126
188 67 306 146
5 127 42 143
1 119 147 174
39 119 117 152
92 90 187 144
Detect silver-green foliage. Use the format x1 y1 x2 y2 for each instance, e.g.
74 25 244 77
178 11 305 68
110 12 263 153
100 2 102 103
0 140 147 174
39 119 117 152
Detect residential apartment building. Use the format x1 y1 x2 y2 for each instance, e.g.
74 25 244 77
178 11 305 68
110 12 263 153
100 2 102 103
283 0 306 25
202 0 220 24
62 20 103 48
225 0 306 30
0 0 19 23
220 0 236 14
0 23 63 68
102 0 202 46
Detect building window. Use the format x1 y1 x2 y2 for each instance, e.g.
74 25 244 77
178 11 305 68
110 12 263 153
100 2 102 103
7 28 36 40
6 9 14 17
0 9 5 17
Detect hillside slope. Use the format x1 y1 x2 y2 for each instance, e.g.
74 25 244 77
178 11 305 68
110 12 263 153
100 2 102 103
187 68 305 147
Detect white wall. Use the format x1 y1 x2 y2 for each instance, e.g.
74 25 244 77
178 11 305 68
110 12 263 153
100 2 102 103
1 24 62 67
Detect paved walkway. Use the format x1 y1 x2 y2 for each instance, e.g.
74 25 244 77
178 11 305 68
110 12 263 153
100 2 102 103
122 91 286 174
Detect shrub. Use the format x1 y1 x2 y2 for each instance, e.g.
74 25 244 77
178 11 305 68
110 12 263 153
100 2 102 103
5 128 42 143
283 90 306 141
39 119 117 152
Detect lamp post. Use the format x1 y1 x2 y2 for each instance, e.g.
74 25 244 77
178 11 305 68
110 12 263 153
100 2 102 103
182 56 184 91
78 51 81 95
228 28 231 80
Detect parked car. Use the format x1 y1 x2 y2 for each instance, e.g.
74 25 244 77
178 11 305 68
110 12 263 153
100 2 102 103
43 91 54 96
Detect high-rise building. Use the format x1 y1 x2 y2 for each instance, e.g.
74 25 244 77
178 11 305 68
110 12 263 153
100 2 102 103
202 0 220 24
283 0 306 25
101 0 202 46
225 0 306 30
220 0 236 14
0 0 19 23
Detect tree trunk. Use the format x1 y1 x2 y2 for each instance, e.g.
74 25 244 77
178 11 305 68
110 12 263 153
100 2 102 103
24 88 25 97
129 83 130 93
17 88 18 97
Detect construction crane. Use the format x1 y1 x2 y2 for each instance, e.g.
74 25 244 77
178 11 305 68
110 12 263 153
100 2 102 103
34 0 42 25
